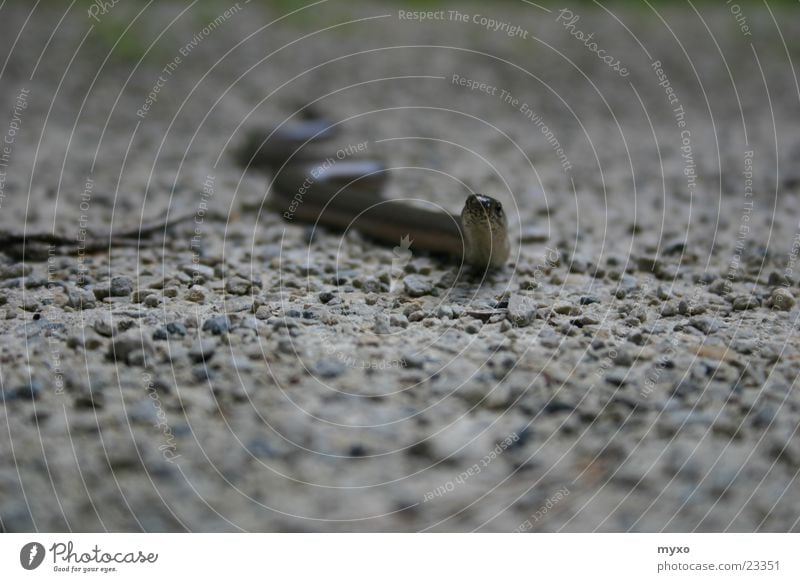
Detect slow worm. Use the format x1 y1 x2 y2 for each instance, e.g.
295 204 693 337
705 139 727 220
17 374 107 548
239 119 510 269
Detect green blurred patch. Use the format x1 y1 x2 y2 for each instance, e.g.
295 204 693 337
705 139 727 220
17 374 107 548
33 0 800 64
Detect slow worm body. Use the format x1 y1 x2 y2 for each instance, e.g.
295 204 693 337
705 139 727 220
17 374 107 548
239 119 510 269
270 160 510 269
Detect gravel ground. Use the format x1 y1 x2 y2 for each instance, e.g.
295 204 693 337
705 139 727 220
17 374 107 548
1 1 800 532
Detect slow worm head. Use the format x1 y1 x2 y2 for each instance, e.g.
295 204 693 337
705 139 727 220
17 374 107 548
460 193 511 270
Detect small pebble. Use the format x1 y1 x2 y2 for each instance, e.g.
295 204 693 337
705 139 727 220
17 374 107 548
108 331 154 366
202 315 230 335
314 359 346 379
110 276 134 297
186 285 209 303
131 289 156 303
767 287 795 311
93 314 115 337
182 264 214 281
189 338 217 363
708 279 731 296
403 275 433 297
553 302 580 316
732 295 760 311
166 321 187 336
465 322 481 334
689 316 721 335
226 276 252 295
143 295 161 307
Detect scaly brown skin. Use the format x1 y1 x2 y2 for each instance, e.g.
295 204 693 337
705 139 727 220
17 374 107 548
267 160 511 269
239 119 511 269
460 194 511 270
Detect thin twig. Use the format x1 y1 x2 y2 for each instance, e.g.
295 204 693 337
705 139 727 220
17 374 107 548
0 212 199 258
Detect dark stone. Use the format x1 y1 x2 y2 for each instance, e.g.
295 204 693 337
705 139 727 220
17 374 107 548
348 445 367 457
544 401 576 414
189 339 217 363
166 321 187 336
110 276 133 297
202 315 230 335
108 331 154 365
3 381 43 401
403 275 433 297
314 360 346 379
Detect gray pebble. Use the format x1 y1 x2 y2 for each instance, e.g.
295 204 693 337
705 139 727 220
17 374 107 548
93 314 115 337
605 370 629 386
389 314 408 328
507 294 536 327
0 263 33 279
708 279 731 296
663 238 687 255
660 302 678 317
436 305 454 319
166 321 187 336
186 285 210 303
373 314 391 334
182 264 214 282
553 302 580 316
108 331 154 366
613 348 636 366
408 311 427 323
202 315 231 335
403 275 433 297
314 359 346 379
568 254 589 274
225 276 252 295
131 289 156 303
689 316 721 335
732 295 760 311
573 314 600 326
767 287 795 311
143 294 161 307
1 380 42 402
99 276 133 298
189 338 217 363
465 321 481 334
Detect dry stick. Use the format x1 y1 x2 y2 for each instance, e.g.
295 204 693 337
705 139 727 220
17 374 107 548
0 212 199 257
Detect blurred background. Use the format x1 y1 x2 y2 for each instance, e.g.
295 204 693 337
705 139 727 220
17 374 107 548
1 0 800 532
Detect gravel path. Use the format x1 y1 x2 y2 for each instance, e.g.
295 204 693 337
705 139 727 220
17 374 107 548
1 1 800 532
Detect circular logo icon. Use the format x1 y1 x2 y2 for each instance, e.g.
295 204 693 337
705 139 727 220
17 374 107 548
20 542 45 570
